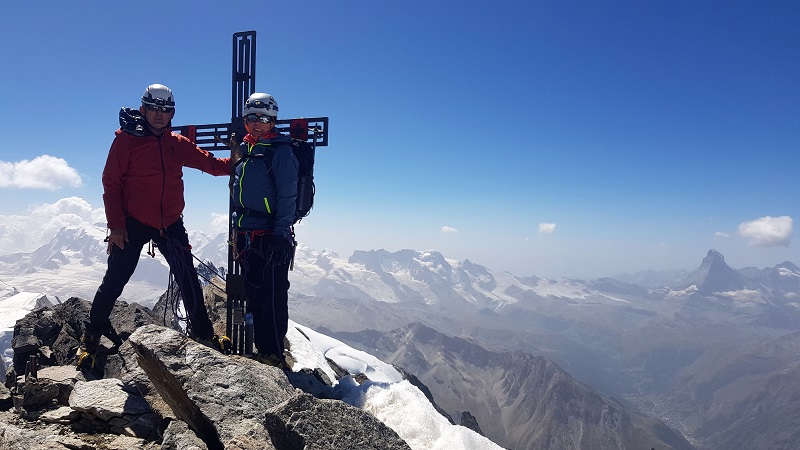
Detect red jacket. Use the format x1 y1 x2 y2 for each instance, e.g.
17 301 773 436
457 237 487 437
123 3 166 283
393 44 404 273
102 128 230 230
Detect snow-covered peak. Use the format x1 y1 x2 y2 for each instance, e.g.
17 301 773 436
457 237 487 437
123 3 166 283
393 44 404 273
0 292 58 327
675 248 751 294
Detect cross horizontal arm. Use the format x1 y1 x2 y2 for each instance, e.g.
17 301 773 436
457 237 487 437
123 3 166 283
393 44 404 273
173 116 329 152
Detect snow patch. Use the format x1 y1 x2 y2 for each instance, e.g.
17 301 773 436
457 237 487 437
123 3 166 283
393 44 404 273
343 380 502 450
0 292 58 369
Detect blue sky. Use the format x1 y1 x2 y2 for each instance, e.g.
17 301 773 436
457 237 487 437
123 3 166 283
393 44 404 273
0 1 798 278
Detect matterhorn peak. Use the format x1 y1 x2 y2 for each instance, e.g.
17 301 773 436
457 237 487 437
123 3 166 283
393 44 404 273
675 249 749 294
701 249 726 265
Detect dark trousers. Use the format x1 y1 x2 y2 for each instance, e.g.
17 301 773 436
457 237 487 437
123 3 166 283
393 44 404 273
237 233 290 356
90 216 215 339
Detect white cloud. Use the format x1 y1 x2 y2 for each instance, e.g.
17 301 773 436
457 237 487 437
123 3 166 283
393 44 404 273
538 223 556 234
714 231 730 238
738 216 793 247
0 197 104 255
30 197 104 222
441 226 458 233
210 213 228 233
0 155 83 191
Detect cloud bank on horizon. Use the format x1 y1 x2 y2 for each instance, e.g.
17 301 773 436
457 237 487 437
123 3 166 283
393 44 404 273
0 196 794 276
0 197 105 255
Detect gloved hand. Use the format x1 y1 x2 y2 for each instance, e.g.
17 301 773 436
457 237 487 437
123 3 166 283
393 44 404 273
266 234 293 266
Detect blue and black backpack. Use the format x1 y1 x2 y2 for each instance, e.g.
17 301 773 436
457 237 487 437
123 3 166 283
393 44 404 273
234 118 317 224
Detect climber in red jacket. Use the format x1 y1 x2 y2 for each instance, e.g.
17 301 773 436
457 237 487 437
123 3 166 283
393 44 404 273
77 84 232 370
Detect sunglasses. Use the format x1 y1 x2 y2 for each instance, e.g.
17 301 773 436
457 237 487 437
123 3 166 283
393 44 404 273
144 104 174 113
245 114 274 124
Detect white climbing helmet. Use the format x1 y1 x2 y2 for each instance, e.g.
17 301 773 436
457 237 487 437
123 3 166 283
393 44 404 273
141 84 175 108
243 93 278 117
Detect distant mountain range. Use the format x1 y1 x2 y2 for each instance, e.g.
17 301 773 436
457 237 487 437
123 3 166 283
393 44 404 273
0 226 169 306
282 247 800 450
2 226 799 449
325 322 695 450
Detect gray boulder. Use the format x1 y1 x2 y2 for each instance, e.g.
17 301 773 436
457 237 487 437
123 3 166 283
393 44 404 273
69 377 158 439
127 324 296 449
265 392 412 450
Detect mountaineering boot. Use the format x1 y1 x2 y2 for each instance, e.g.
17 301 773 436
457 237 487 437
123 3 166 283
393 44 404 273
75 326 101 369
76 322 124 369
197 334 233 355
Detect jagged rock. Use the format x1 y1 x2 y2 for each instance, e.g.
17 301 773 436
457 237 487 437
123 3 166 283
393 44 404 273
11 299 87 374
69 377 160 440
325 356 350 379
4 366 15 388
0 419 88 449
20 379 60 410
264 392 412 450
102 435 161 450
286 367 332 398
69 378 152 420
161 419 210 450
285 370 362 402
37 405 81 424
11 297 161 377
36 365 86 405
0 409 159 449
0 382 13 410
11 330 40 353
127 324 296 449
461 410 485 436
38 346 53 359
202 284 229 337
107 339 175 419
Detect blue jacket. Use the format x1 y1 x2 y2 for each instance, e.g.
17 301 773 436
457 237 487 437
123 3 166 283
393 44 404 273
232 132 298 238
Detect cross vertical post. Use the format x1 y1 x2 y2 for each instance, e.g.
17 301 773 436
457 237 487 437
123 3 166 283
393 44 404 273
226 31 257 355
231 31 256 140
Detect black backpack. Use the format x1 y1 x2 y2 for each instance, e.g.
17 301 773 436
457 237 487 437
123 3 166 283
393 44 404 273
288 118 317 223
290 137 315 222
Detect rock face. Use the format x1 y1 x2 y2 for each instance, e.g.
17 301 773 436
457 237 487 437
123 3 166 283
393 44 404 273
1 297 413 450
127 324 297 449
9 296 162 379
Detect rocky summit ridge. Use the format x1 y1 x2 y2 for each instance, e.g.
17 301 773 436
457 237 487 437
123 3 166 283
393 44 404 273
0 294 427 450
